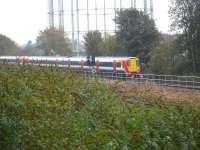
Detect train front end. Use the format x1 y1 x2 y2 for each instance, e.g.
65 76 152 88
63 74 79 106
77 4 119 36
128 57 141 75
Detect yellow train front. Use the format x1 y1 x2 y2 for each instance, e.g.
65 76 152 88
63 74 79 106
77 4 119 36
93 56 141 76
115 57 141 76
128 57 141 75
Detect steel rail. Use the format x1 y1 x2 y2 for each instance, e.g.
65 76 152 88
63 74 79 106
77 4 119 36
0 61 200 90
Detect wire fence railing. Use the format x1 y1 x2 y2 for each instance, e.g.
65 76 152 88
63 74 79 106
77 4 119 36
76 69 200 90
1 61 200 90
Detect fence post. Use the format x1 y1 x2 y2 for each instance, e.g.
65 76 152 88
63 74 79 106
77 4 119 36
96 60 100 73
45 59 48 68
80 60 84 72
112 61 117 80
68 59 71 68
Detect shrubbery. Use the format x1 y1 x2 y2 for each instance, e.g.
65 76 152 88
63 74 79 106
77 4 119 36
0 65 200 149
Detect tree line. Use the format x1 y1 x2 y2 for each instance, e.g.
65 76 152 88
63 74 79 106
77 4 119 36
0 0 200 75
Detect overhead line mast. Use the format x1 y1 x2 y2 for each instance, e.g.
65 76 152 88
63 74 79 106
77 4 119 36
48 0 54 28
71 0 75 53
134 0 136 8
76 0 80 56
144 0 148 14
58 0 64 31
150 0 154 18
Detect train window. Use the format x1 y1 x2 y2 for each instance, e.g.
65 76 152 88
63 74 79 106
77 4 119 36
99 62 121 68
101 62 113 67
116 63 121 68
71 61 84 66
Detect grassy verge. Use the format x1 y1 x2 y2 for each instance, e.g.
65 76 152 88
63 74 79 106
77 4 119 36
0 65 200 149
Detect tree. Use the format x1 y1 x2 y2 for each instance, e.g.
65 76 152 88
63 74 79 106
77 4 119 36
22 40 45 56
170 0 200 73
83 31 103 56
0 34 21 55
102 34 120 56
115 9 159 63
148 40 177 74
36 28 72 56
148 34 191 75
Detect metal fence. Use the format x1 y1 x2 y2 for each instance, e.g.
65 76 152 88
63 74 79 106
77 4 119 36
1 61 200 90
78 70 200 90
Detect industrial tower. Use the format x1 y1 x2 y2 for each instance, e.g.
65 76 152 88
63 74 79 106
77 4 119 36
48 0 154 54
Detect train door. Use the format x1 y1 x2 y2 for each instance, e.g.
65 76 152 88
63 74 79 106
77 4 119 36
129 57 137 73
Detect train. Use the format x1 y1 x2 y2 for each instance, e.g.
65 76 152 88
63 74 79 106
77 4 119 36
0 56 141 76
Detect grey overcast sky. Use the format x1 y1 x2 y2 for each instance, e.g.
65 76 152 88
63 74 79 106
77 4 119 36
0 0 170 45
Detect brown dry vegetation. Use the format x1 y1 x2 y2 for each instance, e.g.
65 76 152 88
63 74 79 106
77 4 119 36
107 80 200 105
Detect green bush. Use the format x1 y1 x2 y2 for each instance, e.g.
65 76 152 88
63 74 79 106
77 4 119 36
0 65 200 149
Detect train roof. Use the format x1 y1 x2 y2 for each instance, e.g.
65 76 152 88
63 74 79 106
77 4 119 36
0 56 137 62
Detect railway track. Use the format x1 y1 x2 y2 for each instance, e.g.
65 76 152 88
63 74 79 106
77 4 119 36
70 68 200 90
1 61 200 90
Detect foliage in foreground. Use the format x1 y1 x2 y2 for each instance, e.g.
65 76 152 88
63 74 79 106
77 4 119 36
0 65 200 150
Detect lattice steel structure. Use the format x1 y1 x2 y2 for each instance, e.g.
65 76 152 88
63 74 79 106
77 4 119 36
48 0 154 55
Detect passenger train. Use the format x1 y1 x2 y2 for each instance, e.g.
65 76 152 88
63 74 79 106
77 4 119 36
0 56 141 76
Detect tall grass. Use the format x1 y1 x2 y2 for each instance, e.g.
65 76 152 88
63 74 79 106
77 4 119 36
0 65 200 149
